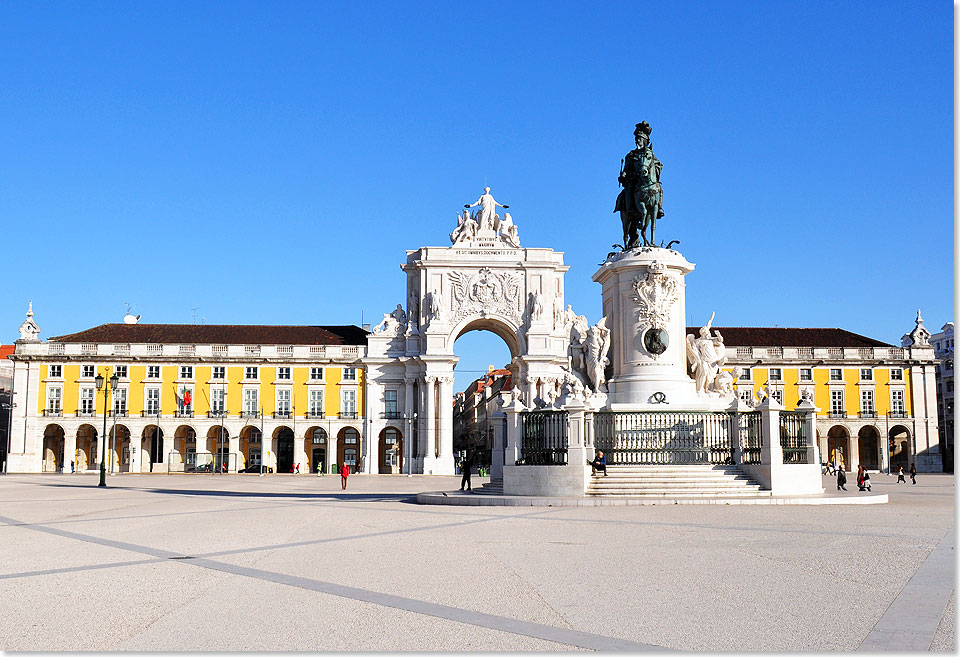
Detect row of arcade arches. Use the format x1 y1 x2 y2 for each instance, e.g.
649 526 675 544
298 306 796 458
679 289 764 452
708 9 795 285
40 423 404 475
821 424 913 472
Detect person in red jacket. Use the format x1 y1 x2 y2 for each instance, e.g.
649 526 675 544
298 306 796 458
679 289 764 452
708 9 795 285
340 463 350 490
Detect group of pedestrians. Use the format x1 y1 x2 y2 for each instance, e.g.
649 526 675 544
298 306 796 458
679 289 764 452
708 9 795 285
836 462 917 491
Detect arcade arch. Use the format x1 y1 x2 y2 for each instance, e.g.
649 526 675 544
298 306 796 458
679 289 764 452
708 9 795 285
378 427 403 474
42 424 64 472
175 425 197 468
239 426 262 471
827 425 850 471
76 424 97 471
305 426 328 475
857 426 881 471
142 425 164 472
889 425 912 470
338 427 360 474
273 426 295 473
109 424 131 473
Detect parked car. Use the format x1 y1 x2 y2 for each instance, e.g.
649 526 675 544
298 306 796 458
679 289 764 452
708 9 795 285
239 463 273 473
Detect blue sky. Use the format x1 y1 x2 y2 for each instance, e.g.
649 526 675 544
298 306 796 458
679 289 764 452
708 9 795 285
0 1 953 393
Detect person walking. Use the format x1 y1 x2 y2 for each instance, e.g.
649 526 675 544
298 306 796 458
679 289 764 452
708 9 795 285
897 465 906 483
460 451 473 491
862 471 872 492
837 467 847 491
340 463 350 490
856 465 865 491
909 463 917 485
317 461 324 477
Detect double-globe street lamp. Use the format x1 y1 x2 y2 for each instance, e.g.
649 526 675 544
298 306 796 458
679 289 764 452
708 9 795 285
95 372 119 487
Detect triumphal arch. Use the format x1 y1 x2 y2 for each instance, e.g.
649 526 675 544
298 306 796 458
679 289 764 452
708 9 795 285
365 188 573 474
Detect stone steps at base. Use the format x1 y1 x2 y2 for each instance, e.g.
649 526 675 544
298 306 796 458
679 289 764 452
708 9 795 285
585 490 773 498
586 465 765 498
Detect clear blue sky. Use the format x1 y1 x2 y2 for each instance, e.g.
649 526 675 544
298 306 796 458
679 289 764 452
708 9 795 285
1 1 953 393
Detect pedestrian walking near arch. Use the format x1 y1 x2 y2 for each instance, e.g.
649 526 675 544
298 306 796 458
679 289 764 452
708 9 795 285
340 463 350 490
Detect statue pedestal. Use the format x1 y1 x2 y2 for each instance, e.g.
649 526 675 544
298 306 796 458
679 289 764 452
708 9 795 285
593 247 712 410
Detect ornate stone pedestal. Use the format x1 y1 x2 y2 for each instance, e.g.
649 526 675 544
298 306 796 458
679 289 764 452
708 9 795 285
594 247 723 410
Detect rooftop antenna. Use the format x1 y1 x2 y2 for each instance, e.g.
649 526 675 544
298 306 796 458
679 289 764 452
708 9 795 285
191 307 199 324
123 301 140 325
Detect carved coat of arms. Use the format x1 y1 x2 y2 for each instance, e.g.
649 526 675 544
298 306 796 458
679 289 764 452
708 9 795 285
448 267 523 325
630 261 679 330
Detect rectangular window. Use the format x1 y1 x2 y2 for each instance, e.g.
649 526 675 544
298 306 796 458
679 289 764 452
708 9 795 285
180 366 193 380
309 389 324 417
384 390 398 417
48 387 62 413
739 368 751 380
82 365 95 378
771 389 783 404
891 390 905 416
276 389 291 415
738 388 753 404
890 368 904 381
799 368 812 381
178 387 193 413
147 366 161 379
861 389 875 415
277 367 291 380
244 388 258 414
212 366 226 380
49 365 62 378
829 368 843 381
248 448 261 465
860 368 873 381
114 365 128 379
768 368 782 381
245 367 258 380
211 388 226 413
146 388 160 414
310 367 323 381
343 367 357 381
80 387 95 413
343 390 356 415
831 389 844 414
114 388 127 414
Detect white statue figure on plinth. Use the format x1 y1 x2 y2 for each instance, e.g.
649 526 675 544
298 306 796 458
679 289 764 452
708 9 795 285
527 291 544 323
465 186 509 232
585 317 611 393
498 212 521 247
566 311 590 375
428 289 443 322
686 312 731 396
449 210 479 244
372 304 407 336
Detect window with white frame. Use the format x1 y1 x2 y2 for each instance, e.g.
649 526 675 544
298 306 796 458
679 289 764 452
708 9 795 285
891 389 905 416
860 368 873 381
861 389 875 415
114 365 128 379
113 388 127 414
244 388 258 414
82 365 95 378
739 368 751 380
829 368 843 381
343 367 357 381
277 367 291 380
211 388 226 413
310 367 323 381
830 389 844 414
311 428 326 445
309 389 324 417
343 390 356 415
771 389 783 404
47 387 62 413
245 367 258 380
890 368 903 381
276 389 291 415
147 366 161 379
49 365 62 378
180 366 193 380
738 388 753 404
212 366 226 380
146 388 160 414
178 386 193 413
385 390 398 417
769 368 782 381
80 388 95 413
799 368 812 381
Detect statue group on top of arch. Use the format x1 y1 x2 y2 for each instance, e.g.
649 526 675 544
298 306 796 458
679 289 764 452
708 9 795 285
686 312 740 397
450 187 521 247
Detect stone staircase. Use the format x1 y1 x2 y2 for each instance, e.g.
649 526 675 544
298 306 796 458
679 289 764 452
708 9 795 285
586 465 770 498
473 478 503 495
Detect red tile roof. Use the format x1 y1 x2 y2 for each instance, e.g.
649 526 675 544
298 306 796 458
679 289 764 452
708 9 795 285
686 327 892 348
0 345 14 359
49 324 368 346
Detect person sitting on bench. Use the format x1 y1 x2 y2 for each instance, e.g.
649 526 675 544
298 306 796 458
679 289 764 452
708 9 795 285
588 450 607 476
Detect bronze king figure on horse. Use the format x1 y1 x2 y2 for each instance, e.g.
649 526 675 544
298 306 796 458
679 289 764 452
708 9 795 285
615 121 664 249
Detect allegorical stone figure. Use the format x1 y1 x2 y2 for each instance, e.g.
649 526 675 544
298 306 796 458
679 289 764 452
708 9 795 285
615 121 663 249
465 187 509 231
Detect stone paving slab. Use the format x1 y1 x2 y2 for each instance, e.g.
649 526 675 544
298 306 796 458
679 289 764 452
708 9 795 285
0 471 952 651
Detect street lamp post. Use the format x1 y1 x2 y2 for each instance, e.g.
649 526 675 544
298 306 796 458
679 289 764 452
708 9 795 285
95 372 119 487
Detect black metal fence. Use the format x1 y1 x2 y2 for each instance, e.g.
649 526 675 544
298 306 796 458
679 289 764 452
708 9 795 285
740 412 762 465
779 411 808 464
593 411 736 465
518 410 568 465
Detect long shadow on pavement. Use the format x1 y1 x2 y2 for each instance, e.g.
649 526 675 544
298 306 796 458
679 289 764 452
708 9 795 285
35 482 418 503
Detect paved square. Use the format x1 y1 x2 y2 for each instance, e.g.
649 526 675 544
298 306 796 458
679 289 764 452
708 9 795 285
0 472 953 651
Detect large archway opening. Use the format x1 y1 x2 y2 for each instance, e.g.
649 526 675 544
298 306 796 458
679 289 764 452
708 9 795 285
337 427 360 473
889 425 911 470
452 324 515 476
239 426 263 472
827 425 850 471
76 424 97 472
305 427 328 475
857 426 880 471
143 425 164 472
274 426 295 473
42 424 65 472
378 427 402 474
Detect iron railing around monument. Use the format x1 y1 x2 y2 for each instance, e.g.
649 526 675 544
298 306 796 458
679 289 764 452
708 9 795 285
593 411 736 465
739 411 762 465
518 410 568 465
779 411 808 464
